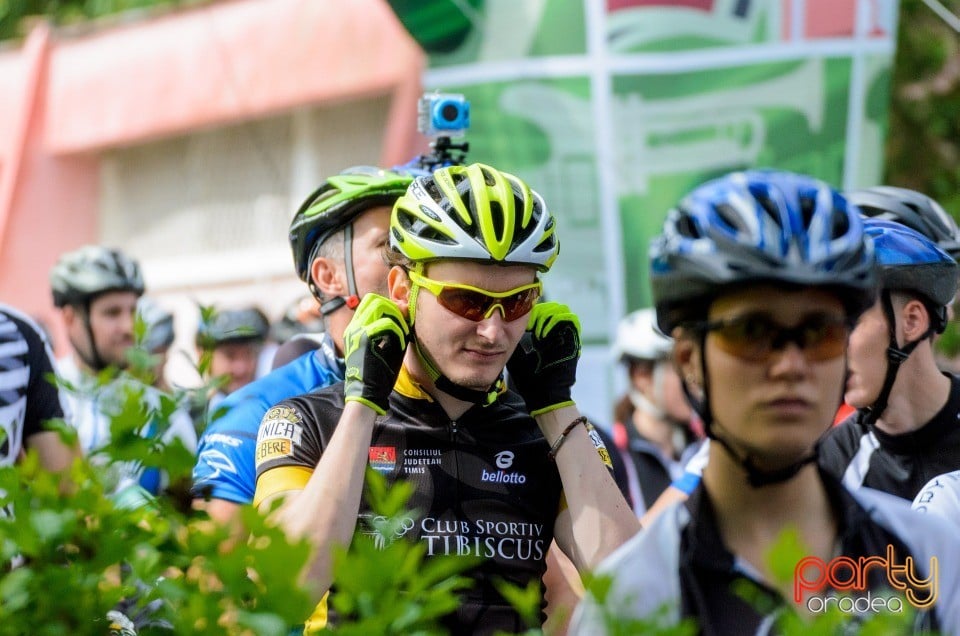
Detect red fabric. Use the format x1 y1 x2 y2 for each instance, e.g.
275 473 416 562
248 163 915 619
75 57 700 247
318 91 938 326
834 403 855 426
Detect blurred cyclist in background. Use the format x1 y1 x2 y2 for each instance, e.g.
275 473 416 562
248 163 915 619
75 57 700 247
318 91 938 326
819 216 960 500
269 296 326 369
50 245 196 496
136 297 176 392
195 306 270 413
610 308 700 516
0 302 80 473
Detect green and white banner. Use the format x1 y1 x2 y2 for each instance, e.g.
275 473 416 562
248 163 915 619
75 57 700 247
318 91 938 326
388 0 899 418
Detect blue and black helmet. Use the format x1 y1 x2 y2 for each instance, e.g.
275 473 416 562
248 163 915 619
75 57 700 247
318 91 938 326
650 169 876 332
863 217 958 330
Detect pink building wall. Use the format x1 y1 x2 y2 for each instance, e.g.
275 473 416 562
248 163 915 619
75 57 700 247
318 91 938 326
0 0 424 342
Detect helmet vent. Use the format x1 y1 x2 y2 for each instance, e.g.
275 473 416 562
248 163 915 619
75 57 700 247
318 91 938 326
798 195 816 228
310 187 340 212
420 227 457 245
490 201 506 242
754 196 784 230
424 179 443 203
480 166 496 186
535 231 557 255
675 213 702 239
831 208 850 238
715 203 751 234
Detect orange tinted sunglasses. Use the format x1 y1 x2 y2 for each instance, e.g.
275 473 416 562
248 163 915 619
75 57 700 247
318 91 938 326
409 270 541 322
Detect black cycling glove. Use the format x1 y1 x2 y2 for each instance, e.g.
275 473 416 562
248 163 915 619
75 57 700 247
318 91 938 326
507 302 581 416
343 294 409 415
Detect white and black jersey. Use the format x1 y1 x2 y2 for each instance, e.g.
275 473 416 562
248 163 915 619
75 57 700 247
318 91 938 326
820 373 960 501
0 304 65 467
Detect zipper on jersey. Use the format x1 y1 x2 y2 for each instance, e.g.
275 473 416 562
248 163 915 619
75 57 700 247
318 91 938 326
449 419 461 499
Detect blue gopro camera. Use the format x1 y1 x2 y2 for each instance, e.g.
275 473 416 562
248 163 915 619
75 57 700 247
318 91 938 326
418 93 470 138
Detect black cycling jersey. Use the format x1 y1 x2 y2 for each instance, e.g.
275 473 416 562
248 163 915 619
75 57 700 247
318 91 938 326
0 305 64 466
254 369 608 634
819 373 960 500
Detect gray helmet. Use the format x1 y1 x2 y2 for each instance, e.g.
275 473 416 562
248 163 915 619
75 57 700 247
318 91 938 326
50 245 145 308
137 297 175 352
846 186 960 260
196 307 269 349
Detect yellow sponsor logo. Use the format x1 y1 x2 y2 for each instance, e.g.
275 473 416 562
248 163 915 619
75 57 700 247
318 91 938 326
255 438 292 465
263 405 302 425
596 447 613 468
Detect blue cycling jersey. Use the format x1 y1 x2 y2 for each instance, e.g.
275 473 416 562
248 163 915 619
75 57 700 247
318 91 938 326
191 334 343 504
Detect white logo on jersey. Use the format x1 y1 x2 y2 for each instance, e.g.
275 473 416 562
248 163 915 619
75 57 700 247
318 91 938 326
495 450 514 470
195 450 238 481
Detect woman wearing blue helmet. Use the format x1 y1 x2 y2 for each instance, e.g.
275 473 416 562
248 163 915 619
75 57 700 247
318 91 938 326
820 218 960 500
572 170 960 634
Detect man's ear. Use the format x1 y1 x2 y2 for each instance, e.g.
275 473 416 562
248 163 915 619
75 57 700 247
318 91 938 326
310 256 345 297
61 305 79 330
388 266 411 316
672 328 702 390
900 298 931 341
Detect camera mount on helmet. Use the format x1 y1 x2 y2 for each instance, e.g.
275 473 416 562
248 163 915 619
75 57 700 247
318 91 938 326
411 92 471 172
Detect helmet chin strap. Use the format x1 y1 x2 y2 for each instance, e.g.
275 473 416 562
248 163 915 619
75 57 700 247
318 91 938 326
75 303 109 372
860 290 932 429
404 271 501 406
629 390 665 420
410 330 501 406
628 361 671 419
319 223 362 316
710 430 821 488
683 330 825 488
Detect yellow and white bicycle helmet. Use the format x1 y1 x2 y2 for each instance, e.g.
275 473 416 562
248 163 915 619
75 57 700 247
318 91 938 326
390 163 559 271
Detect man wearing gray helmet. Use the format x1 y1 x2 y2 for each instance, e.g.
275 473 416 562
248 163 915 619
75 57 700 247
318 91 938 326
195 306 271 413
50 245 196 496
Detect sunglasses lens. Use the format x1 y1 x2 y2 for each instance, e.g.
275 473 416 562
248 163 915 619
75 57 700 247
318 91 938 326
500 288 540 321
437 287 540 322
798 319 848 361
437 288 489 321
712 316 772 361
710 315 847 362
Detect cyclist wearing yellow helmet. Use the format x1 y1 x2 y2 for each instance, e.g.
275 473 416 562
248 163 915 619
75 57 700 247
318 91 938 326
254 163 639 633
